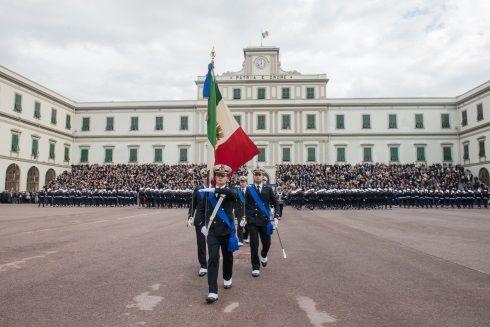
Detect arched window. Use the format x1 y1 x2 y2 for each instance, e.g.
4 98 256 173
5 164 21 192
45 169 56 185
479 168 489 187
27 166 40 192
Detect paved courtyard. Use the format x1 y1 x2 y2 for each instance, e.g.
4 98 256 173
1 205 489 327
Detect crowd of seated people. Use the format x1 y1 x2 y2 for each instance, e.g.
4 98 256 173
26 164 250 208
276 163 489 210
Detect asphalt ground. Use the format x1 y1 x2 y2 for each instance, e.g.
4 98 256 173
1 205 489 327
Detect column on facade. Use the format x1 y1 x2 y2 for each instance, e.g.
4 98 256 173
294 110 299 134
269 110 273 133
247 111 252 135
274 110 278 134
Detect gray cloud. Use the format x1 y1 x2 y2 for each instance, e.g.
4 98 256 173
0 0 489 101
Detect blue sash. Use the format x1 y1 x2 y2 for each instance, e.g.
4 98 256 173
208 191 239 252
198 186 204 199
248 185 274 235
237 188 245 203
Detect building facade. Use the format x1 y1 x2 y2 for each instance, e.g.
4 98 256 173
1 46 489 191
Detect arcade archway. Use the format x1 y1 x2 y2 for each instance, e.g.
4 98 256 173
5 164 21 192
479 167 489 187
27 166 40 192
45 169 56 186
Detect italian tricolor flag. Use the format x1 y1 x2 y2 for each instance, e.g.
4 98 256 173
207 76 260 178
262 31 269 39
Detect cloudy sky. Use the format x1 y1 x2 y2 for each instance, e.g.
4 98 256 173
1 0 489 102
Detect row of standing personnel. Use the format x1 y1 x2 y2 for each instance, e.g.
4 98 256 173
288 188 490 210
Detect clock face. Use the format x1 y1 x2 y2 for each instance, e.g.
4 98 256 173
255 57 267 69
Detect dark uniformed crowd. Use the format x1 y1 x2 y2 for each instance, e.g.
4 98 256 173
286 187 489 210
277 163 489 210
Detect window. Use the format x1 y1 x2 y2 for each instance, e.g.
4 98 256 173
154 148 163 162
179 148 187 162
362 115 371 129
282 88 290 99
336 115 344 129
479 140 486 157
233 89 241 100
390 147 399 161
477 103 484 121
278 114 289 129
66 114 71 129
82 117 90 131
80 149 88 162
337 147 345 161
306 87 314 99
462 110 468 126
234 115 241 126
307 147 316 161
257 148 266 162
415 114 424 128
257 115 266 129
463 144 469 160
14 93 22 112
441 114 450 128
32 139 38 157
34 102 41 119
49 143 55 159
129 148 138 162
258 88 265 99
416 147 426 161
443 146 452 161
106 117 114 131
130 117 139 130
64 147 70 161
363 147 372 161
389 114 397 129
11 134 20 152
282 147 291 162
51 108 57 124
155 116 163 130
180 116 188 130
104 148 113 163
307 114 316 129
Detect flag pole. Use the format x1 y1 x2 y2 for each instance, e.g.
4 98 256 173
260 29 262 46
205 47 216 230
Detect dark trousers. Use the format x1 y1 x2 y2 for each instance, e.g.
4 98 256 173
237 221 249 242
207 233 233 294
248 224 271 271
194 225 207 268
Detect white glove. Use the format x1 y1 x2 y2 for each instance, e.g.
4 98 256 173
273 218 278 227
198 187 215 193
201 226 208 236
240 219 246 227
187 218 193 227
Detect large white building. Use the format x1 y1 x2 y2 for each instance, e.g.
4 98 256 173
1 46 489 191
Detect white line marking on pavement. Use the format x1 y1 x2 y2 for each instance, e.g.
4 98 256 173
23 228 57 234
224 302 239 313
22 212 161 234
126 292 163 311
0 251 58 272
117 213 160 220
297 296 336 326
150 284 161 291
